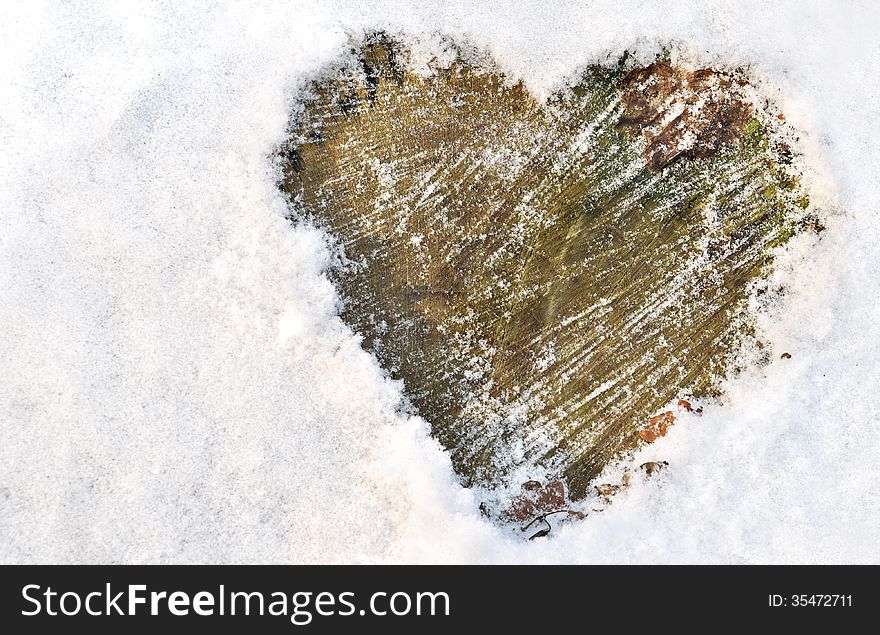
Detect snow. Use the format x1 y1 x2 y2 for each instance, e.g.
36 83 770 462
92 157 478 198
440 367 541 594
1 0 878 563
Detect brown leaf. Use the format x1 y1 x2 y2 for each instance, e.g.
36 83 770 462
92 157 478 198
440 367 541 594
521 480 543 492
505 479 571 521
640 461 669 476
506 497 536 522
639 410 676 443
594 484 620 497
677 399 693 412
649 410 676 430
781 352 792 359
537 480 566 510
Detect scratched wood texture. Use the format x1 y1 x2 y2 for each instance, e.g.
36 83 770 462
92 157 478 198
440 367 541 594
280 35 811 499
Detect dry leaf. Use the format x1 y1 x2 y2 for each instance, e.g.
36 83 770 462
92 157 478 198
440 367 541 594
505 480 570 521
538 480 566 509
595 484 621 497
639 410 675 443
639 428 658 443
640 461 669 476
506 497 537 522
521 480 543 492
649 411 676 433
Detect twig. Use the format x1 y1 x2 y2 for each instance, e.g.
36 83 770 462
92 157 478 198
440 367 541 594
521 509 579 539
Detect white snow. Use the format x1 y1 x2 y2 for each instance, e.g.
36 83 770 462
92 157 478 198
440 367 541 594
1 0 879 563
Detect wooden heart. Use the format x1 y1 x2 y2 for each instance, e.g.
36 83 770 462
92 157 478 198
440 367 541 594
280 34 813 499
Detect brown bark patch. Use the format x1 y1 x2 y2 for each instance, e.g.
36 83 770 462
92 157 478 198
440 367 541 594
618 61 752 170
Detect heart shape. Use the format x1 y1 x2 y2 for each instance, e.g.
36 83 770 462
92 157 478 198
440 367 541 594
280 34 812 499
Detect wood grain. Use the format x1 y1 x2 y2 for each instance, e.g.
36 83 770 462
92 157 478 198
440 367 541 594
280 35 811 499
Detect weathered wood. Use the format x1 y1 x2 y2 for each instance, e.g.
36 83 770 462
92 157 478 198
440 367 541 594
280 35 812 499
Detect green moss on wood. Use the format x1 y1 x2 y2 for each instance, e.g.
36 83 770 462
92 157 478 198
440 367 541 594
280 35 813 499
